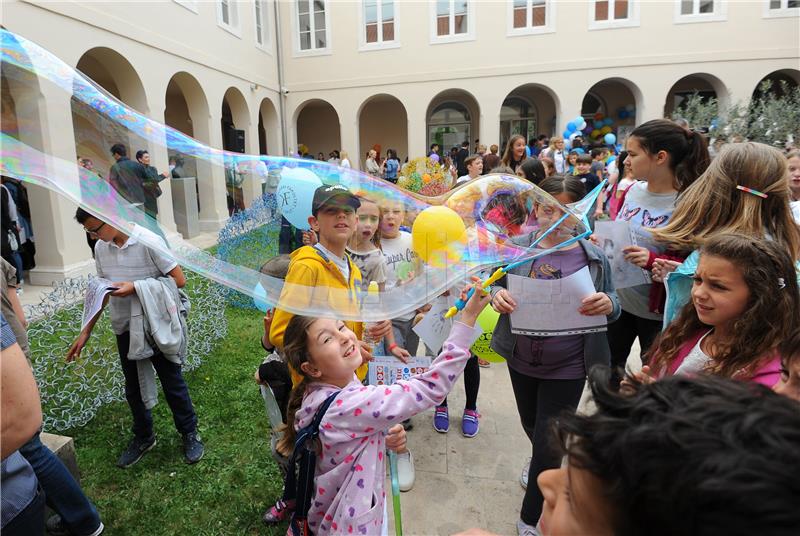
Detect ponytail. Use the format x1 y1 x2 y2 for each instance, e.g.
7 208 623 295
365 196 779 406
276 378 308 456
675 129 710 193
630 119 710 193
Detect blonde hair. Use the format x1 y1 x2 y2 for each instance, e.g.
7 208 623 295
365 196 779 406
548 136 564 151
652 142 800 260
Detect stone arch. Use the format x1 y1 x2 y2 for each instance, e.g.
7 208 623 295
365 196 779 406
258 97 280 155
426 89 481 157
499 83 560 150
293 98 341 158
580 77 642 143
221 86 250 153
664 72 729 118
357 93 408 163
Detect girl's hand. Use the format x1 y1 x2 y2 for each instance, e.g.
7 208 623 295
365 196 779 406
651 259 681 283
461 278 492 327
620 365 656 395
368 320 393 340
254 369 264 385
622 246 650 268
491 289 517 314
358 340 374 365
390 345 411 363
593 209 605 219
385 424 407 453
578 292 613 316
302 230 318 246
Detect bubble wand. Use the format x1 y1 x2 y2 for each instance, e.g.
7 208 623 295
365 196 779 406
444 180 606 319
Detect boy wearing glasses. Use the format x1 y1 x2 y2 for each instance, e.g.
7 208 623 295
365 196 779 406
68 208 204 468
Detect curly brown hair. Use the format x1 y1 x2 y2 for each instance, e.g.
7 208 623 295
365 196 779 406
648 234 800 381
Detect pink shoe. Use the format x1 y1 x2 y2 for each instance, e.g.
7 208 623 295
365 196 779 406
262 498 295 524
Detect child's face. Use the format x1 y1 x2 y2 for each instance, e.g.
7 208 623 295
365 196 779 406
467 158 483 176
302 318 361 385
568 154 577 165
513 138 526 158
787 156 800 199
310 204 357 246
380 202 405 238
538 463 615 536
774 355 800 403
534 192 576 239
576 162 591 174
625 137 656 180
81 216 118 243
355 201 380 243
691 255 750 331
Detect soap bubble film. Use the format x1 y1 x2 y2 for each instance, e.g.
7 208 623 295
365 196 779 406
1 29 594 321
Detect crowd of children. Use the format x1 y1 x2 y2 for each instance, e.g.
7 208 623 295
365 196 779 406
4 115 800 536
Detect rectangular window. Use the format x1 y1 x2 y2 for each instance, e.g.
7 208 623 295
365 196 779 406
766 0 800 13
436 0 468 37
217 0 241 36
512 0 548 28
589 0 638 29
255 0 268 47
676 0 726 22
297 0 329 52
364 0 395 45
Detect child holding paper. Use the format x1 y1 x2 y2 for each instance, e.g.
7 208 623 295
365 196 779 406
488 175 620 536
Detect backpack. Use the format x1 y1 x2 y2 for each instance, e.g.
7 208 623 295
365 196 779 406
284 391 339 536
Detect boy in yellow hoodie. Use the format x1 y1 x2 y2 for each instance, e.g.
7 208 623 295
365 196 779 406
269 184 389 382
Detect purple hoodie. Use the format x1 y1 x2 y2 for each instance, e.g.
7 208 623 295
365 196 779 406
295 321 480 535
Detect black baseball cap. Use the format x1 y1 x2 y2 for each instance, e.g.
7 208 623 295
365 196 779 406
311 184 361 216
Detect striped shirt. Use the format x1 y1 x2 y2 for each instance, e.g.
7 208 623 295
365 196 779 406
94 234 177 335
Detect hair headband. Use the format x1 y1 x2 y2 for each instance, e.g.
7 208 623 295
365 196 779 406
736 185 768 199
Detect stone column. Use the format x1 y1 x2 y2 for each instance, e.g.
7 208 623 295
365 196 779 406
198 109 230 232
338 105 359 171
25 85 95 284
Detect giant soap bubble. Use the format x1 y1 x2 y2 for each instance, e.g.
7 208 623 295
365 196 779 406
0 29 595 321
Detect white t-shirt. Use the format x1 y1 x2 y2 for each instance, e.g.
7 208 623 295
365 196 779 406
675 330 712 376
380 232 418 320
314 243 349 283
791 200 800 224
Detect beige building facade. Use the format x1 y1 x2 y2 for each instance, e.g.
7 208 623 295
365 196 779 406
1 0 798 284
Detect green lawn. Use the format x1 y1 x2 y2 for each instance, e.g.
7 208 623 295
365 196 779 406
63 305 287 535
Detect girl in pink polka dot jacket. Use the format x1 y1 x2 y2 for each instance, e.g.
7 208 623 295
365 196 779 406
281 281 490 535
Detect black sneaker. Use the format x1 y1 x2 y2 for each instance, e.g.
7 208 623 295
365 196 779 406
182 432 205 464
46 515 105 536
116 435 156 468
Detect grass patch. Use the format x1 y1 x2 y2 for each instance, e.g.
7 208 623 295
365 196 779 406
63 305 286 535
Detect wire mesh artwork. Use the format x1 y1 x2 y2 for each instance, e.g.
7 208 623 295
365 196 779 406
216 193 281 310
25 273 227 431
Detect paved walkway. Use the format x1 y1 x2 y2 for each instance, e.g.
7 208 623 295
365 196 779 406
392 343 641 536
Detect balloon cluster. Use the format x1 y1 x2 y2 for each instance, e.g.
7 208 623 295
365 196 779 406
563 104 636 149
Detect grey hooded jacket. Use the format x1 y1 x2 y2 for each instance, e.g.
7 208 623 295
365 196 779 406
489 235 621 375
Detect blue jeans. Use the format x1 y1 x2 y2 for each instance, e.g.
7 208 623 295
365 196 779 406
19 433 101 534
116 332 198 439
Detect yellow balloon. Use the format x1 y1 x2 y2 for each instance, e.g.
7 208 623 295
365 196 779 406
591 129 601 138
600 126 612 135
411 206 467 266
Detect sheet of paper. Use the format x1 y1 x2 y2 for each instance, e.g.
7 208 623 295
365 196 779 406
508 268 607 336
368 356 433 386
593 220 651 289
81 277 118 331
412 295 483 354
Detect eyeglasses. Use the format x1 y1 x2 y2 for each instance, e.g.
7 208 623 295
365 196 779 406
85 222 105 238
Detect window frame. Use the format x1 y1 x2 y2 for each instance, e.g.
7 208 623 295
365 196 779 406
254 0 273 53
173 0 199 14
507 0 556 36
359 0 401 51
429 0 476 45
763 0 800 18
587 0 640 30
217 0 242 38
674 0 727 24
293 0 333 57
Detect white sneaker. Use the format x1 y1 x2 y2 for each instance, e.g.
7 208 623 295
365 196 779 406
396 450 415 492
517 518 540 536
520 456 532 489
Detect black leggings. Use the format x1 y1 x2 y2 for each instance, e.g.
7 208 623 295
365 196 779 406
607 309 663 387
440 354 480 411
508 367 585 526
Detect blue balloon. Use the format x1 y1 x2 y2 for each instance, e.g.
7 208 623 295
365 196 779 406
276 166 323 230
566 121 577 132
563 130 572 138
573 115 584 125
605 118 615 127
574 148 585 155
253 281 270 312
604 133 617 145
